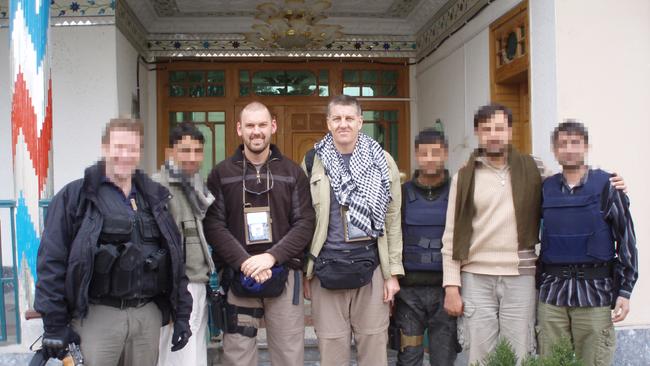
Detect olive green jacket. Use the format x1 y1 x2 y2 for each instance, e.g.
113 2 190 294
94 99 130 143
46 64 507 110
301 151 405 280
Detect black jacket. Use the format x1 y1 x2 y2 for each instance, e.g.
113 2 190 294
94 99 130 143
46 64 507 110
34 162 192 329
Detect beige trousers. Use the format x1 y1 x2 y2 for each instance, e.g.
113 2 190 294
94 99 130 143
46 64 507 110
71 302 162 366
311 267 390 366
459 272 537 365
222 269 305 366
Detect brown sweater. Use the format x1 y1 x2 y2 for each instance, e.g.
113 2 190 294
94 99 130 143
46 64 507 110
203 145 315 270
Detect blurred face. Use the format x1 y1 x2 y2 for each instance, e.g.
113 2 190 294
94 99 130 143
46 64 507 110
102 128 141 181
167 135 204 176
237 107 277 154
415 143 448 175
553 132 588 169
475 111 512 157
327 104 363 148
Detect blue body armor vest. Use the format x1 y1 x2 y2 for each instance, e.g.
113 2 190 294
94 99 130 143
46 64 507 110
541 169 615 265
401 181 450 272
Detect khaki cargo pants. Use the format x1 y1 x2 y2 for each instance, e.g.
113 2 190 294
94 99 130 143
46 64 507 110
310 268 390 366
222 269 305 366
537 301 616 366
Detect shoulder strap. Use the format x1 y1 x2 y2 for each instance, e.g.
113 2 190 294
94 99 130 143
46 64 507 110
305 148 316 177
405 182 417 202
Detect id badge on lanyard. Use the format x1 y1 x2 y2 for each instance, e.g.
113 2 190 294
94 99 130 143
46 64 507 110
244 206 273 244
242 160 274 245
341 206 372 242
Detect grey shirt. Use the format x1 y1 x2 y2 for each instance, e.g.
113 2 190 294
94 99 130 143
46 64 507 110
324 154 376 249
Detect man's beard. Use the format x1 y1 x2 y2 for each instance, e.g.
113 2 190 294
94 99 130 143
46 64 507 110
561 158 585 170
245 135 269 154
483 144 508 157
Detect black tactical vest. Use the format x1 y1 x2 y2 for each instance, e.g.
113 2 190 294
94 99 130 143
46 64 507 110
90 188 170 300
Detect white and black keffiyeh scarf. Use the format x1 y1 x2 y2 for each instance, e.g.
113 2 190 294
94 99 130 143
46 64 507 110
315 132 392 238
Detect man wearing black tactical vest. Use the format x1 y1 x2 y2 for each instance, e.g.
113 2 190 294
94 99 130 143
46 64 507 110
203 101 315 366
34 119 193 366
393 129 459 366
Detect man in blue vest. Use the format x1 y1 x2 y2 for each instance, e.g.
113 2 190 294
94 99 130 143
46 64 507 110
393 129 459 366
537 120 638 366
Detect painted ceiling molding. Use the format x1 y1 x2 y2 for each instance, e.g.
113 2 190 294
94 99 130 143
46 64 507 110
116 0 148 56
0 0 115 27
150 0 423 19
416 0 490 58
145 33 417 60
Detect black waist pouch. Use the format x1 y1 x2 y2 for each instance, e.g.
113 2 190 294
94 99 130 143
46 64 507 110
230 265 289 298
314 244 379 290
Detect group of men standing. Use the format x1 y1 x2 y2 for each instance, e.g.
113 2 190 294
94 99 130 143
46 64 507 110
34 94 637 366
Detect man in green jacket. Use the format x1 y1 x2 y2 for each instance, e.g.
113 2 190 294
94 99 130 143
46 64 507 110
303 95 404 366
154 122 216 366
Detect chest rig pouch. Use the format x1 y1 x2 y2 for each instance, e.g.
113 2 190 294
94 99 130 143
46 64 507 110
90 192 170 300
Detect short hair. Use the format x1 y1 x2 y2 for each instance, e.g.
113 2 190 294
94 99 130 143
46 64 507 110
327 95 362 117
169 122 205 147
552 119 589 146
101 118 144 145
239 101 272 121
473 103 513 128
414 128 448 148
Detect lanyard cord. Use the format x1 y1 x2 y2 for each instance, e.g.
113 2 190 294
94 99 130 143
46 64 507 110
242 159 272 208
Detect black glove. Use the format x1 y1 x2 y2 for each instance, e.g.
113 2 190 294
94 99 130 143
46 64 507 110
170 319 191 352
42 326 80 360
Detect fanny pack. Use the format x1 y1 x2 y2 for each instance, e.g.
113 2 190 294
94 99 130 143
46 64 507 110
230 265 288 298
314 243 379 290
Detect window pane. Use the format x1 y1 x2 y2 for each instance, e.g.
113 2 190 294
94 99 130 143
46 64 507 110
215 124 226 164
319 70 329 83
343 85 360 96
361 85 379 97
253 70 316 96
382 71 397 82
390 122 399 162
382 84 398 96
319 86 329 97
362 111 381 121
286 71 316 95
208 111 225 122
239 70 250 96
253 70 285 95
189 85 205 97
384 110 398 121
169 71 187 83
169 112 183 123
343 70 359 82
196 124 213 180
188 71 204 83
318 69 329 97
362 70 378 83
191 112 206 122
207 85 224 97
361 123 385 149
207 71 224 83
170 84 185 97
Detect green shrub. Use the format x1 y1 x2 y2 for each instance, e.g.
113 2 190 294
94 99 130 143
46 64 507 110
472 338 583 366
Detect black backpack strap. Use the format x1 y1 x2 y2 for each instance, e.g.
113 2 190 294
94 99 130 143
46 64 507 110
305 148 316 177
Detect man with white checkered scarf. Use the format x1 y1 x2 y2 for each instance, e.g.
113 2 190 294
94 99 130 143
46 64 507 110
302 95 404 366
